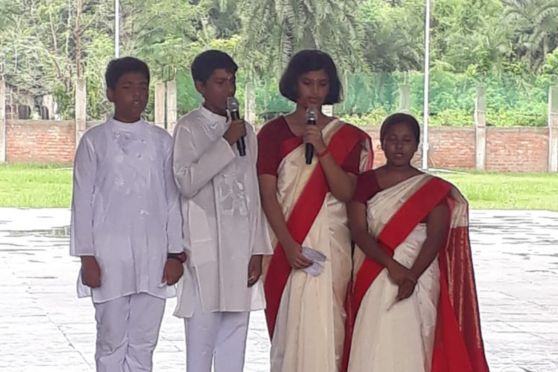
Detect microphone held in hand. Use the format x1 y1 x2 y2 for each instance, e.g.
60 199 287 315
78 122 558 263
226 96 246 156
305 107 317 164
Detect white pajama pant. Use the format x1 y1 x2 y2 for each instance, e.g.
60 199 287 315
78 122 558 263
94 293 166 372
184 287 250 372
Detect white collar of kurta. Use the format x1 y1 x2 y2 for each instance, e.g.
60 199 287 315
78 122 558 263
109 117 144 132
198 105 228 129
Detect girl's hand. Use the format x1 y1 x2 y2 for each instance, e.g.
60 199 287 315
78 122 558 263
396 279 417 301
386 260 417 286
303 125 327 154
285 244 313 270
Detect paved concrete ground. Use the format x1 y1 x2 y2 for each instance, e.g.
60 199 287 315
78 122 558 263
0 208 556 371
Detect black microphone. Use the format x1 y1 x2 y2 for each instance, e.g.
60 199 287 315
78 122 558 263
226 96 246 156
305 107 317 164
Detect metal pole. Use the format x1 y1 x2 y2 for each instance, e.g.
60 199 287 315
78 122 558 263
0 77 6 163
115 0 120 58
422 0 431 170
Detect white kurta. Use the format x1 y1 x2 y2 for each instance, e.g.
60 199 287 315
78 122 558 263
172 106 272 317
70 118 183 303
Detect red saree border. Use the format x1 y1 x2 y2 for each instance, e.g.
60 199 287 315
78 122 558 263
263 122 370 338
342 176 451 371
342 177 489 372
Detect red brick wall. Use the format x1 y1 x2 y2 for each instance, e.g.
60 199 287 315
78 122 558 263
428 128 476 169
6 120 75 164
2 121 553 172
363 126 548 172
364 127 475 169
485 127 549 172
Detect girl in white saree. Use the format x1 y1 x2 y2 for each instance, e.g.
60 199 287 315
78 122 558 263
257 50 373 372
344 113 489 372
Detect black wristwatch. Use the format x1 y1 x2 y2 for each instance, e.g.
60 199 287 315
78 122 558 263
167 252 187 263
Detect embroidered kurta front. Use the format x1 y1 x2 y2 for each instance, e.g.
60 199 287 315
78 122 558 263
172 106 272 317
70 118 183 303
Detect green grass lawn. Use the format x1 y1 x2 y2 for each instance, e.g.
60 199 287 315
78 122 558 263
0 164 72 208
439 171 558 211
2 164 558 211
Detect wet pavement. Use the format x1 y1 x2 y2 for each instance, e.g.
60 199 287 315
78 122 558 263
0 208 556 372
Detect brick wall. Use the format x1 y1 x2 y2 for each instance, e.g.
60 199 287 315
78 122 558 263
428 128 476 169
6 120 75 164
364 127 475 169
485 128 548 172
2 120 555 172
367 128 475 169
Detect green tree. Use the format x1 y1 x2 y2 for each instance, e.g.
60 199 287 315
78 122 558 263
432 0 510 75
238 0 364 78
359 0 423 72
0 0 113 118
503 0 558 71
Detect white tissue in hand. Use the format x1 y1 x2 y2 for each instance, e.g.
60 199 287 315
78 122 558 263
301 246 326 277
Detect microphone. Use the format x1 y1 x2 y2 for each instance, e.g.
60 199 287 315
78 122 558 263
305 107 317 164
226 96 246 156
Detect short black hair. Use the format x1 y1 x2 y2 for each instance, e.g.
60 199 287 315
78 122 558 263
105 57 150 90
279 50 342 104
380 113 421 143
191 50 238 84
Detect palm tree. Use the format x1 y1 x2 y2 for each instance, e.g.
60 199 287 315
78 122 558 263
238 0 364 78
503 0 558 71
359 0 423 73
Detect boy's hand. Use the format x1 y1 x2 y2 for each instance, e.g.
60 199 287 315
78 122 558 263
163 258 184 285
247 255 263 287
223 119 246 145
81 256 101 288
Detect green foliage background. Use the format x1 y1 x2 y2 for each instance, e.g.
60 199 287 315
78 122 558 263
2 0 558 126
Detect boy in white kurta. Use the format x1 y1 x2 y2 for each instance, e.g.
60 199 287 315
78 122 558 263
172 50 272 372
70 57 185 372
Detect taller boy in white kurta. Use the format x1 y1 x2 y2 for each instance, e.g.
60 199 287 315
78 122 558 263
172 50 272 372
70 57 185 372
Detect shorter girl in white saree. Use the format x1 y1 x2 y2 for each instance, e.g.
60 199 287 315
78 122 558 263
343 113 489 372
